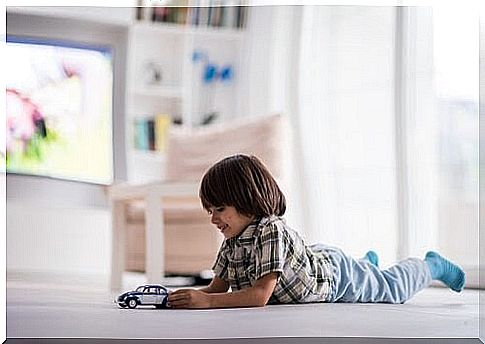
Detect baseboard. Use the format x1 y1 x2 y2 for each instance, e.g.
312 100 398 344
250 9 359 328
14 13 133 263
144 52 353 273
7 269 110 290
6 269 203 292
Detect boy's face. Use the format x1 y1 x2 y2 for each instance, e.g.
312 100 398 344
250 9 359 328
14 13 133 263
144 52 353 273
208 205 254 239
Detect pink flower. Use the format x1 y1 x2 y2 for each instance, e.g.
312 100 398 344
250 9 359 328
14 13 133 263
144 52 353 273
6 89 45 152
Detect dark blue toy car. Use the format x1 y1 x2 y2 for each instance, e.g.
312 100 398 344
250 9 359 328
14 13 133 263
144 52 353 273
116 284 169 309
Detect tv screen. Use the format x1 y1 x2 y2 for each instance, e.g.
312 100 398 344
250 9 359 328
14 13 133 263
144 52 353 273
4 36 114 184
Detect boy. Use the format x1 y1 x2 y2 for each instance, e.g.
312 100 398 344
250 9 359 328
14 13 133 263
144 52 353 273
168 155 465 308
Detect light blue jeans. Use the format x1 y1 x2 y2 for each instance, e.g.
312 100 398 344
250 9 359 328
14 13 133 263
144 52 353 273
313 244 432 304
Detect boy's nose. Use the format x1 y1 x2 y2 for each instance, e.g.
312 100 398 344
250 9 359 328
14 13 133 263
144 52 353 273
210 214 219 224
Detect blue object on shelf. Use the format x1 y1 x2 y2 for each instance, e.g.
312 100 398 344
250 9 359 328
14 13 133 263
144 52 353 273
192 50 205 63
220 65 233 82
203 63 218 83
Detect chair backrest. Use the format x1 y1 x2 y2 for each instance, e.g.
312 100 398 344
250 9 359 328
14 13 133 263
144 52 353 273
165 113 284 182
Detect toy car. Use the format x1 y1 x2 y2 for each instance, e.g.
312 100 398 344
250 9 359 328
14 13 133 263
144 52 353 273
116 284 169 309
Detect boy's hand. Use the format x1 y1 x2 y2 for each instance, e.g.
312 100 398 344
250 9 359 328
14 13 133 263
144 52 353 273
168 289 212 309
168 273 278 309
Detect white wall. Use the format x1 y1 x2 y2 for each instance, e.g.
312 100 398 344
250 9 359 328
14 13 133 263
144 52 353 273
7 6 134 26
239 6 276 118
238 6 306 234
7 202 111 275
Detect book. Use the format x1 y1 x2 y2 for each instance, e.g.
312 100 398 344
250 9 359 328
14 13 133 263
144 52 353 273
152 7 170 22
221 6 236 28
218 6 226 27
134 118 149 151
136 7 143 21
155 114 171 152
136 0 151 21
187 0 200 26
176 7 188 24
147 119 156 151
207 6 213 27
210 6 222 27
236 6 248 28
199 6 210 27
241 6 248 28
190 6 200 26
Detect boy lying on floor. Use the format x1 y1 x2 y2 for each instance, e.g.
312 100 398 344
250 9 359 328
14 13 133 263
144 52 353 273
168 155 465 309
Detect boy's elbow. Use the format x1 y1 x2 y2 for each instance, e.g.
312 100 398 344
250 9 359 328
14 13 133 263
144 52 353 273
252 288 273 307
253 297 268 307
252 298 268 307
250 272 278 307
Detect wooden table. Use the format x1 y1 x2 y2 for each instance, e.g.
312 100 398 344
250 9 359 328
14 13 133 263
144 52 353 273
108 181 200 291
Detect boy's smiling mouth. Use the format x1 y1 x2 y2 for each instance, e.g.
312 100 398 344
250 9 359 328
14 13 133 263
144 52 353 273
218 224 229 233
208 205 254 239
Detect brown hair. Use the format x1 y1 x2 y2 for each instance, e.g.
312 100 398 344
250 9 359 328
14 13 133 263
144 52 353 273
199 154 286 217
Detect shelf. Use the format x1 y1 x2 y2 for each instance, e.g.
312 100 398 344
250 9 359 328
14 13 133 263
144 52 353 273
130 85 184 99
187 26 245 40
132 21 245 41
129 150 166 184
132 21 189 36
132 150 166 162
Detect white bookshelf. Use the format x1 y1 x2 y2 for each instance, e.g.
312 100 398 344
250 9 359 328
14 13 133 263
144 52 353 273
126 5 249 183
129 85 184 98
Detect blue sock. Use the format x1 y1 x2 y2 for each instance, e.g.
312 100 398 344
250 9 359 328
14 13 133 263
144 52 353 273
364 250 379 267
425 251 465 292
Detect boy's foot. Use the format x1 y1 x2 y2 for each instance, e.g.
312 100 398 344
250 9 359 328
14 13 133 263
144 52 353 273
425 251 465 292
363 250 379 267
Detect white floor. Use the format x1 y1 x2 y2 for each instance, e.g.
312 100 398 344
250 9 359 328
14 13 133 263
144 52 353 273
6 271 480 340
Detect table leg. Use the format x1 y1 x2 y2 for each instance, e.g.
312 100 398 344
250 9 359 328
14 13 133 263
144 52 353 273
145 193 165 283
111 200 126 291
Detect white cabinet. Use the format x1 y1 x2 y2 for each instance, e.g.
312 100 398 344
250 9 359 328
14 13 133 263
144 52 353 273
125 7 249 183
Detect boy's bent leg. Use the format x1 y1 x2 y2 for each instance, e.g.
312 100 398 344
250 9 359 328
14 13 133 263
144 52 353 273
326 247 432 304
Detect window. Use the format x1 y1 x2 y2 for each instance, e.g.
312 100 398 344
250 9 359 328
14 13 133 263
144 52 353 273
398 6 478 282
433 6 479 271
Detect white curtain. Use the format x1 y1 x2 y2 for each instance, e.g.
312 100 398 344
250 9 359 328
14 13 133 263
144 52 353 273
290 6 400 264
284 6 478 274
430 7 479 273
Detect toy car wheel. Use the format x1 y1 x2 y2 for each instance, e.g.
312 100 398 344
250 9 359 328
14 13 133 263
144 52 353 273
155 304 163 309
162 296 168 308
127 298 138 309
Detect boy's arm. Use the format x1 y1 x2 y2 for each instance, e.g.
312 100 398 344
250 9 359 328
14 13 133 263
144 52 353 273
198 276 230 293
168 272 278 309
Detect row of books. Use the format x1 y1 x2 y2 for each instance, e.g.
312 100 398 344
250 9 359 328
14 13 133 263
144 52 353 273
188 5 248 28
133 115 171 152
136 5 248 29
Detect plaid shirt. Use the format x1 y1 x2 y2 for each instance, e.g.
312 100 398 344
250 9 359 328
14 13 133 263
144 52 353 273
212 215 334 304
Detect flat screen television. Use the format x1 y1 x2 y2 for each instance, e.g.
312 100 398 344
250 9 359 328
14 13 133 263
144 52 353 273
4 36 114 184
